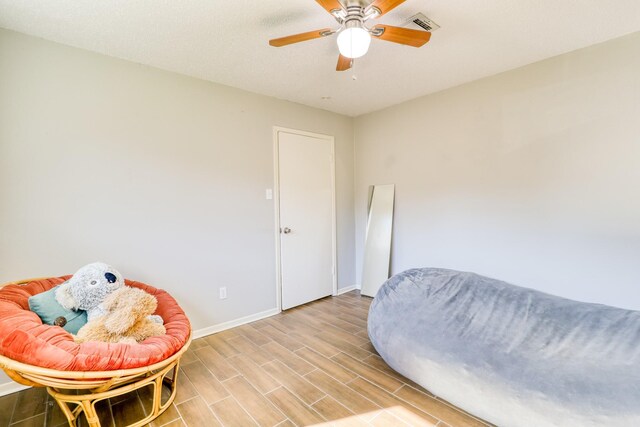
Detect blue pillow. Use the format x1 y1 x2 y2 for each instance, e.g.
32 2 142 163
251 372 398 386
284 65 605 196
28 285 88 334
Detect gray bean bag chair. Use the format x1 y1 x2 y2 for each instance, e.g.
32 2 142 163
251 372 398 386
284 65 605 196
368 268 640 427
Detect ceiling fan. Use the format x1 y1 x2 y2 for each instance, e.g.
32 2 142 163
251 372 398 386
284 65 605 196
269 0 432 72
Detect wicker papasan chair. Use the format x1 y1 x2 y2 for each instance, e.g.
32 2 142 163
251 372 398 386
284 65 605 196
0 276 191 427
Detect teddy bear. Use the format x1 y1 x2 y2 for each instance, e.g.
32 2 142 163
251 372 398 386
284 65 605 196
75 286 166 344
55 262 125 322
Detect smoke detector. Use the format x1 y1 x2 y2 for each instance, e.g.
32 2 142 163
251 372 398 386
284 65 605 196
403 13 440 32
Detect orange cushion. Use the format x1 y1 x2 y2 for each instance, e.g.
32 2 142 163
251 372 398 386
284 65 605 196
0 276 190 371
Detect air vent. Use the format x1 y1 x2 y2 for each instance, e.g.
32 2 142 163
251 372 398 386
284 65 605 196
403 13 440 32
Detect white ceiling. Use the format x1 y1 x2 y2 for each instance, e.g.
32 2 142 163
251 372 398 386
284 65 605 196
1 1 640 116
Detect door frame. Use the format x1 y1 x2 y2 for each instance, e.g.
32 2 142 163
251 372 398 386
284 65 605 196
273 126 337 312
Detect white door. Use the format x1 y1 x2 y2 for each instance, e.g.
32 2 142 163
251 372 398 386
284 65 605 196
275 128 336 310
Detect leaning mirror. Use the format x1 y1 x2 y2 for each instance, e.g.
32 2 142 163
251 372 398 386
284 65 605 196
360 184 395 297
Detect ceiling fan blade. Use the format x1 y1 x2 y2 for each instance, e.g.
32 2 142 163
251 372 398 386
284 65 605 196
367 0 405 17
371 24 431 47
336 54 352 71
316 0 344 14
269 28 332 47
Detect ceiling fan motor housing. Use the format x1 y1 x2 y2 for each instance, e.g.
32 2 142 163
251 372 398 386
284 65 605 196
340 4 380 27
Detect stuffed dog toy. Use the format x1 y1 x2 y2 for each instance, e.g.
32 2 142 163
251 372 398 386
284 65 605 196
75 286 166 344
56 262 124 321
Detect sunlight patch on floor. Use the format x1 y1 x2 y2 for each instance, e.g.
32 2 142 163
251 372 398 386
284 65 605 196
312 405 438 426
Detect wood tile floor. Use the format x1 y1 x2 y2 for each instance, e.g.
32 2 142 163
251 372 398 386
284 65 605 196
0 291 491 427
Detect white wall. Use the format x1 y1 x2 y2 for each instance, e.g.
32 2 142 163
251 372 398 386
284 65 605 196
0 28 356 335
354 31 640 310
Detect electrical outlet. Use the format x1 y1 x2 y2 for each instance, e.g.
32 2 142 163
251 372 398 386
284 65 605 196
265 189 273 200
219 287 227 299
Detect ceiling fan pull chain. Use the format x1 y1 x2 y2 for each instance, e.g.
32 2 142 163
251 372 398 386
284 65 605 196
351 58 358 81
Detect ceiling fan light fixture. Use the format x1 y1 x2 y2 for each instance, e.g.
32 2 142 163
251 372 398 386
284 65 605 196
268 0 432 72
337 26 371 59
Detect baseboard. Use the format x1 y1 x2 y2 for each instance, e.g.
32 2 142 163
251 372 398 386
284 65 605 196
336 285 359 295
0 380 30 397
192 307 280 340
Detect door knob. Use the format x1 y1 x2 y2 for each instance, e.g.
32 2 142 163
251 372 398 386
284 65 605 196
283 227 292 234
